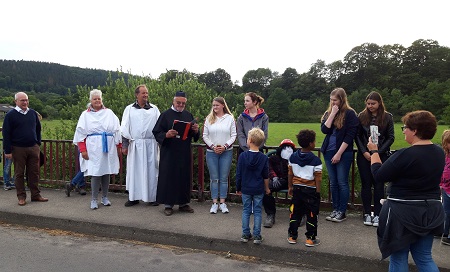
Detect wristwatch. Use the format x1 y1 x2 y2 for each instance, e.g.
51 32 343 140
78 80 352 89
369 150 379 155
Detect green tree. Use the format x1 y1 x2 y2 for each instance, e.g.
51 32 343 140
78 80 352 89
242 68 273 98
264 88 290 122
288 99 312 122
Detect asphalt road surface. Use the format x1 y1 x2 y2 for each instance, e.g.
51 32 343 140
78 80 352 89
0 222 330 272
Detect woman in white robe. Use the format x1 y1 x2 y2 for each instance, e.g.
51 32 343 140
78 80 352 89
73 89 121 210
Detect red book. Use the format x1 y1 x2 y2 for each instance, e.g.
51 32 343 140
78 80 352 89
172 120 191 140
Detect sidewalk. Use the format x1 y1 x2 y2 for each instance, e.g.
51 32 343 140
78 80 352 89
0 188 448 272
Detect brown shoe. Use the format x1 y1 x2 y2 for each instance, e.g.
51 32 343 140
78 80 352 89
178 205 194 213
164 208 173 216
18 199 26 206
31 196 49 202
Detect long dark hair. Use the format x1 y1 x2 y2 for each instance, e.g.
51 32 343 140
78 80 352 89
358 91 388 128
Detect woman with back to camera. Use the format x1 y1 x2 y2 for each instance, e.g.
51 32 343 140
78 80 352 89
355 91 394 227
321 88 359 223
368 110 444 271
237 92 268 155
203 97 237 214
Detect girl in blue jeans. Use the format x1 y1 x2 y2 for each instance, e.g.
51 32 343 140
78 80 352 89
203 97 237 214
320 88 359 222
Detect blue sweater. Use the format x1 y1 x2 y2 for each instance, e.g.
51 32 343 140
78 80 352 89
2 109 41 154
236 150 269 195
320 109 358 154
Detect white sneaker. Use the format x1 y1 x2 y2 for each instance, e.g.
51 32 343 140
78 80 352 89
372 216 379 227
219 203 229 213
101 197 111 206
210 203 218 214
363 214 373 226
90 199 98 210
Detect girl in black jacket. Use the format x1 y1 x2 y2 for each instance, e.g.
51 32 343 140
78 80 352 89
355 91 394 227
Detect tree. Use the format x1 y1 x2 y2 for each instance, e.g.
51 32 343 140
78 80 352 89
197 68 233 94
242 68 273 98
288 99 312 122
264 88 290 122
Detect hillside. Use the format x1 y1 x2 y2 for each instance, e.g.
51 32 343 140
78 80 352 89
0 60 128 95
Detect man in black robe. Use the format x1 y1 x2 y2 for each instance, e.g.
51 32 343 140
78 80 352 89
152 91 200 216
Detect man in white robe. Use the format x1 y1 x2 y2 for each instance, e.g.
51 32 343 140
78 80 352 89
121 84 160 206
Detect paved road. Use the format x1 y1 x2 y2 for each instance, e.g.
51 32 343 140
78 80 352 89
0 188 449 272
0 223 323 272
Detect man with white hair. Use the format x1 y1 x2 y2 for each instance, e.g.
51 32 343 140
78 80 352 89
121 84 160 207
2 92 47 206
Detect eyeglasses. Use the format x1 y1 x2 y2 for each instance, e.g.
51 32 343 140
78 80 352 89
401 125 408 132
176 101 186 105
19 99 29 102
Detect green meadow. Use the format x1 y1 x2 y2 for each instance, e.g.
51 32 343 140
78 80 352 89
266 123 449 150
1 120 449 149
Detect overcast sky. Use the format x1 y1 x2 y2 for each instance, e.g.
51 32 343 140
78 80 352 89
1 0 448 84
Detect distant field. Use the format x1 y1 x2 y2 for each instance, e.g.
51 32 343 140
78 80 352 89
1 120 449 150
266 123 449 150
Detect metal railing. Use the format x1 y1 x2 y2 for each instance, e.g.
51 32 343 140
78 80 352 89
1 139 360 208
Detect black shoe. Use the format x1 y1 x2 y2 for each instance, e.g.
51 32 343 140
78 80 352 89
65 183 74 197
124 200 140 207
264 214 275 228
78 186 87 195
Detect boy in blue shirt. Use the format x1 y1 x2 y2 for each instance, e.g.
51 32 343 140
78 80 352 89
287 129 322 247
236 128 270 244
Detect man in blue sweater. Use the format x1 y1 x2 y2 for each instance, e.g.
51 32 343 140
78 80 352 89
2 92 48 206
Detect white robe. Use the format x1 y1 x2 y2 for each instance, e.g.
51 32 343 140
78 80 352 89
121 104 160 202
73 108 121 176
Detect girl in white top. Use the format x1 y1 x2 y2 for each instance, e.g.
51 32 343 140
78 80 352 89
203 97 237 214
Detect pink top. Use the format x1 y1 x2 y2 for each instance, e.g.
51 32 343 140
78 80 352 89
440 155 450 194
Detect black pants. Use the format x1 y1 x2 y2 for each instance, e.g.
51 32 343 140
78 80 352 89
263 177 288 215
357 153 387 216
288 186 320 240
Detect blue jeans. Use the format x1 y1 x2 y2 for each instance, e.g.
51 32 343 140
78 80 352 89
206 150 232 200
443 191 450 237
70 171 86 188
324 150 353 213
389 234 439 272
241 193 263 237
3 156 14 186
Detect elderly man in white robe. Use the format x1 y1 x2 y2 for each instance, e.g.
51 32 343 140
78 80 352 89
121 84 161 207
73 89 121 210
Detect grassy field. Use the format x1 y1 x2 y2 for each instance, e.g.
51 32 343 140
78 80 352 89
1 120 449 149
266 123 449 150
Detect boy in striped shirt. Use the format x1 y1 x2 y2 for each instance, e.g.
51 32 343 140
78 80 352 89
287 129 322 247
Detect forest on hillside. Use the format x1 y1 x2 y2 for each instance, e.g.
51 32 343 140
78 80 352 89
1 38 450 125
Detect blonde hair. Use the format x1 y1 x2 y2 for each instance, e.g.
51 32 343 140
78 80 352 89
206 97 232 125
322 88 355 129
442 130 450 156
248 127 265 147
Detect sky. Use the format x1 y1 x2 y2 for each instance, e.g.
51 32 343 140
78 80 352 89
1 0 449 85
